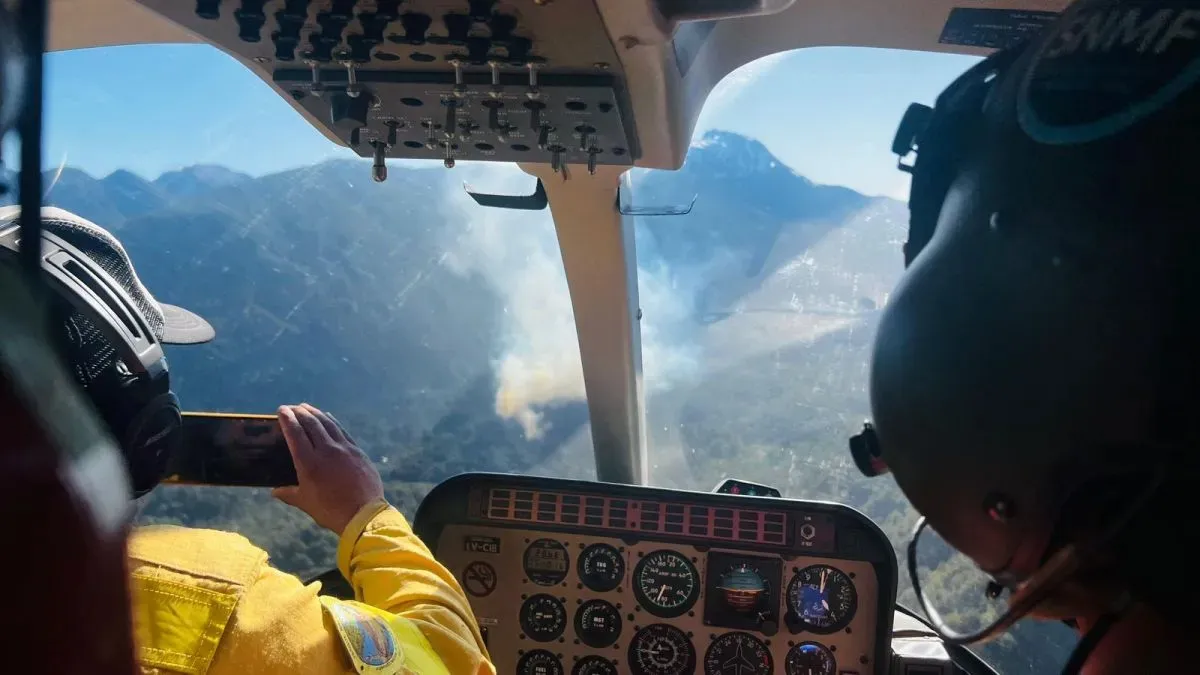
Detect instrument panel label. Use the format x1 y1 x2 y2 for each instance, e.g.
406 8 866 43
464 535 501 554
939 7 1060 49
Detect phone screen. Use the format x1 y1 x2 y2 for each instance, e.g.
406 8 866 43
164 413 298 487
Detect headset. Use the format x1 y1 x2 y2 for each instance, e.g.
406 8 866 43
893 45 1027 268
849 43 1030 477
0 222 182 496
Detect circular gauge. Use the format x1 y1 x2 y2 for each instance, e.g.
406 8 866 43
716 563 769 614
518 649 564 675
786 564 857 633
703 632 773 675
520 594 567 642
525 539 570 586
578 543 625 592
574 599 622 648
633 550 701 618
784 642 836 675
628 624 696 675
571 655 619 675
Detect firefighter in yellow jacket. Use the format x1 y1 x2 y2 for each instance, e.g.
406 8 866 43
129 403 492 675
7 207 493 675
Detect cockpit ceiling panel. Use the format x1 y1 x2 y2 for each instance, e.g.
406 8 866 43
46 0 1070 56
43 0 1072 169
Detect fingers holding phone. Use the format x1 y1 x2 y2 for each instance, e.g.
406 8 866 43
272 404 384 535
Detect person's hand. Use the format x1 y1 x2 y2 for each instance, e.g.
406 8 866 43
271 403 384 535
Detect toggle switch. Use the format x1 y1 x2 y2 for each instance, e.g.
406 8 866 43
371 141 388 182
525 61 542 100
303 56 325 96
483 100 504 135
575 124 596 151
487 59 503 99
336 50 362 97
548 144 565 173
481 102 512 141
448 57 467 98
441 98 459 139
525 100 546 134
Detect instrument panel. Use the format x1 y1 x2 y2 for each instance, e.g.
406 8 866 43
414 474 897 675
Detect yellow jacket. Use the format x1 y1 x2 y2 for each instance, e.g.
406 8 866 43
128 499 495 675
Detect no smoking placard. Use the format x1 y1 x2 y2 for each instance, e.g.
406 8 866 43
462 561 497 598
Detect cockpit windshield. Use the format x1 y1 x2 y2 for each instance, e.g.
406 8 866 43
38 41 1078 675
39 42 595 576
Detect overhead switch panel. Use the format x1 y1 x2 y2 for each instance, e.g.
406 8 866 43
138 0 637 174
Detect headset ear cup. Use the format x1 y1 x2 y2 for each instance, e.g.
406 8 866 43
123 391 181 496
900 47 1025 267
904 107 944 267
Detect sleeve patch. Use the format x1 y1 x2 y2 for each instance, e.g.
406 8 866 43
324 600 399 672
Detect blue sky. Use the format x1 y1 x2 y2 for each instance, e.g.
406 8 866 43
35 43 978 199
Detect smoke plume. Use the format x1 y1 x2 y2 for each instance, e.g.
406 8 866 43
439 164 698 439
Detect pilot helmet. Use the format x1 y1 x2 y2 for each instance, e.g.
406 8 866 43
860 0 1200 653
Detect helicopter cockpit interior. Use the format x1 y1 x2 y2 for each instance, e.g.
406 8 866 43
1 0 1084 673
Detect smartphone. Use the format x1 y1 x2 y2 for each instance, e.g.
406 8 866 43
162 412 298 487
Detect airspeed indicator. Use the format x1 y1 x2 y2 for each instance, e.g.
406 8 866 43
633 550 701 618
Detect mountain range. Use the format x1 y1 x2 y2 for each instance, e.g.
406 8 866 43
8 130 907 482
3 129 912 528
